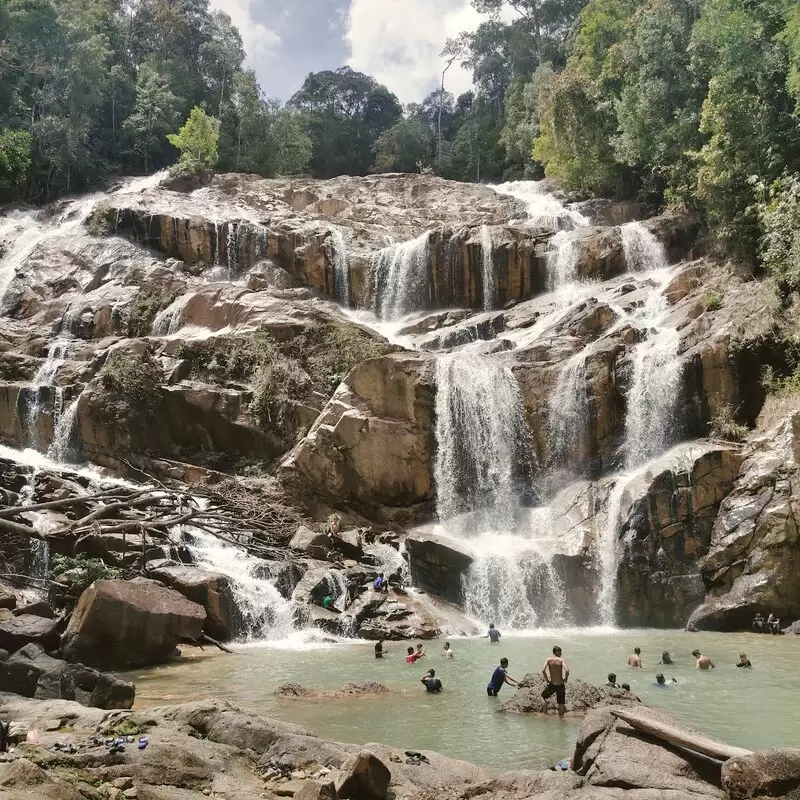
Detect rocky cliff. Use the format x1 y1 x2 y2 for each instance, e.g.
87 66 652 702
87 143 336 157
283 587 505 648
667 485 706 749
0 170 798 635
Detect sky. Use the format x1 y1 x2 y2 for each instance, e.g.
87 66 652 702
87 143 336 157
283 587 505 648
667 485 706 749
208 0 491 105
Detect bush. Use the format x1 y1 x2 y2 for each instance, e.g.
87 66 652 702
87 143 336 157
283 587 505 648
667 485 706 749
709 403 748 442
702 291 723 311
93 350 163 450
85 202 117 237
760 175 800 291
124 285 179 337
250 359 311 430
50 553 122 595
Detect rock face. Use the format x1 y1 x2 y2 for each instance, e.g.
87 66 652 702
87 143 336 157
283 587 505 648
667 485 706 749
280 353 436 520
0 643 134 709
336 750 391 800
722 748 800 799
501 676 641 716
405 532 475 602
0 615 59 653
573 706 726 798
62 579 206 668
146 564 238 641
615 443 743 627
689 407 800 631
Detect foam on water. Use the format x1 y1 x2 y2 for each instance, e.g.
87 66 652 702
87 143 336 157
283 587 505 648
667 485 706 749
491 181 590 230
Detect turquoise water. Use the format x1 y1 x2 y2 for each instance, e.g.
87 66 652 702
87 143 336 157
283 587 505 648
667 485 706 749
125 629 800 771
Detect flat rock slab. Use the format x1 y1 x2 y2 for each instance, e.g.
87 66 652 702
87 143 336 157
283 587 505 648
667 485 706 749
0 615 58 653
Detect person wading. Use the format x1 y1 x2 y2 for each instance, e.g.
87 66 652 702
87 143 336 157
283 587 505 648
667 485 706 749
541 645 569 716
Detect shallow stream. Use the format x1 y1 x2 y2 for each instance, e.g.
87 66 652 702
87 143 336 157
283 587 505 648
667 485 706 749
125 629 799 771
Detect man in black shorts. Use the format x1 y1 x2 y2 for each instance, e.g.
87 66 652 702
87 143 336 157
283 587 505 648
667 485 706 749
541 645 569 716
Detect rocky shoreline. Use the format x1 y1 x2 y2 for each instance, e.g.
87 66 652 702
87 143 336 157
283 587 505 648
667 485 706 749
0 689 798 800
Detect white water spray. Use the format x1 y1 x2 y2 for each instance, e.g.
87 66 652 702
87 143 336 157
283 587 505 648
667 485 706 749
329 228 351 306
548 352 588 471
371 232 430 320
48 395 81 463
597 476 630 627
620 221 668 273
491 181 590 231
480 225 495 311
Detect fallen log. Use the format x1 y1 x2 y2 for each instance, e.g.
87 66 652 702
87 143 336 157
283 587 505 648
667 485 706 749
610 709 753 760
198 633 234 654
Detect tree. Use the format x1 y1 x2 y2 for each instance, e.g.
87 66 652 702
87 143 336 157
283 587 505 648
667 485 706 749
123 64 180 171
268 110 312 175
372 119 434 173
167 105 220 171
0 129 32 194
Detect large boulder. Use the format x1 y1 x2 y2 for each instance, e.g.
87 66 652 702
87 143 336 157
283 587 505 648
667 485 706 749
290 527 334 560
62 579 206 668
501 676 641 716
573 706 726 798
146 564 238 641
689 408 800 631
722 748 800 799
0 643 134 709
0 614 59 653
280 354 436 521
405 532 475 602
335 750 391 800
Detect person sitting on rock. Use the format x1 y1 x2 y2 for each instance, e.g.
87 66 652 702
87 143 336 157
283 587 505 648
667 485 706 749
372 573 389 593
606 672 619 688
767 613 780 634
752 612 765 633
321 594 340 613
442 642 454 659
487 657 519 696
627 647 643 668
692 649 715 670
659 651 673 665
420 669 442 693
483 623 501 643
737 652 752 668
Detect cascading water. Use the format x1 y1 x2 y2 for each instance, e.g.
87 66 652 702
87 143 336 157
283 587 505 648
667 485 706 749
371 232 430 320
48 395 82 463
621 221 668 272
151 295 189 336
492 181 589 231
480 225 495 311
186 526 295 640
329 228 351 306
624 327 682 468
597 476 630 627
548 352 589 472
434 353 528 529
25 340 71 447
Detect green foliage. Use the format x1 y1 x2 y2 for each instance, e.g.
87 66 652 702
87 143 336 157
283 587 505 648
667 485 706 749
50 553 122 595
167 107 220 172
709 402 748 441
124 286 179 338
372 119 434 173
702 291 723 310
760 174 800 290
94 350 163 450
85 202 116 236
0 129 32 193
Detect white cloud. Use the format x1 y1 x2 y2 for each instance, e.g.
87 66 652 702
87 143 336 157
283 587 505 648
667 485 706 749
209 0 282 68
346 0 484 104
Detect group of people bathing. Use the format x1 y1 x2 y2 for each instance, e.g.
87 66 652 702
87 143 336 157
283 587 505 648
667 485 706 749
373 627 757 715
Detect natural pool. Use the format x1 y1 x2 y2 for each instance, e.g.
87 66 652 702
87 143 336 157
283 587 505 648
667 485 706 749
125 628 799 771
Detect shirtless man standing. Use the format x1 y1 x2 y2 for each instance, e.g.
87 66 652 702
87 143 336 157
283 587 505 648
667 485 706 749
627 647 643 668
692 649 715 670
541 645 569 716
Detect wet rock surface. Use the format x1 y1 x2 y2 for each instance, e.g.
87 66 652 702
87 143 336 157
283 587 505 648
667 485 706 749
501 676 641 717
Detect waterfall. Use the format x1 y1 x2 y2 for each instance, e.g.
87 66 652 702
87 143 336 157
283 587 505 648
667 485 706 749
25 340 71 447
214 222 222 266
491 181 590 231
48 395 81 463
151 295 188 336
371 232 430 320
329 228 351 306
624 327 682 468
226 223 238 275
434 353 528 529
546 230 582 292
621 222 668 272
30 539 50 587
186 527 295 641
480 225 495 311
548 352 588 472
597 476 630 627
